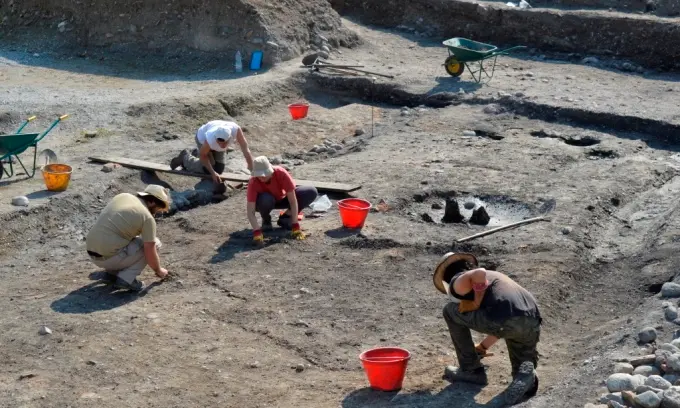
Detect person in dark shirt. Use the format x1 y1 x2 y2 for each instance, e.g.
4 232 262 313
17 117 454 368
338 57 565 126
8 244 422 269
433 252 542 405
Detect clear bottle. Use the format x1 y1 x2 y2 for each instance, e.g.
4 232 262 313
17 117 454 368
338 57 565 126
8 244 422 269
235 51 243 73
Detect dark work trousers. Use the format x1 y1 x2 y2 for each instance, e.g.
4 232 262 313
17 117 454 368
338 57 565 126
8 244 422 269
255 186 318 222
443 301 541 376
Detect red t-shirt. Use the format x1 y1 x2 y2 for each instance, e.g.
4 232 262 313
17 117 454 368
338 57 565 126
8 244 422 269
247 166 296 202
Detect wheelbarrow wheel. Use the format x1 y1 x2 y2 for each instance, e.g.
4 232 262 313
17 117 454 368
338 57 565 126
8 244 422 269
445 56 465 77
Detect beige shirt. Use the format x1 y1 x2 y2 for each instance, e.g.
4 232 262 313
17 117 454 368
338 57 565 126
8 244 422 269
86 193 157 258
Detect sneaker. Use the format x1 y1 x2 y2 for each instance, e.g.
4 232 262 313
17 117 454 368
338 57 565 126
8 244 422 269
102 272 117 283
504 361 537 405
262 215 273 232
114 278 145 292
443 366 488 385
170 149 189 170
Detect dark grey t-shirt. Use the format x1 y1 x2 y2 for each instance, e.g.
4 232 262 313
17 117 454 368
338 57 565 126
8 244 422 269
452 270 541 322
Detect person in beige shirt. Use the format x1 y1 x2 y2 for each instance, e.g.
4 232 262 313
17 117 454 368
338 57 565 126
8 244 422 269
86 185 171 292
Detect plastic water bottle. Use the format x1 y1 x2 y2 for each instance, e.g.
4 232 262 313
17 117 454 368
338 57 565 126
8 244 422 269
235 51 243 73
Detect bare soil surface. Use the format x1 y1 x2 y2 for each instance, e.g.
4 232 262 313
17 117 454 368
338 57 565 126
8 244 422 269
2 12 680 408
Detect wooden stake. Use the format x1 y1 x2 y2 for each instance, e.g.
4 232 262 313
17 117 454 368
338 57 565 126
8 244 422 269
455 216 549 243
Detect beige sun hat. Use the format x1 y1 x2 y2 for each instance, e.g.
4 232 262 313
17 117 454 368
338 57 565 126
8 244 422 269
137 184 171 211
432 252 479 295
251 156 274 178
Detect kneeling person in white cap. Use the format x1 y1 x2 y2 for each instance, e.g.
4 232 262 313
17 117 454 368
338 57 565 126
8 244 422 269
170 120 254 186
433 252 542 405
86 185 171 292
246 156 318 243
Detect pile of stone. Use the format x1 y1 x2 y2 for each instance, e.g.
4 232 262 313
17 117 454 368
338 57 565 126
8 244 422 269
586 326 680 408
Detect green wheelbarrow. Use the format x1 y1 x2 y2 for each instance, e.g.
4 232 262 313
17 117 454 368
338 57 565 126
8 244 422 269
442 38 526 83
0 114 69 180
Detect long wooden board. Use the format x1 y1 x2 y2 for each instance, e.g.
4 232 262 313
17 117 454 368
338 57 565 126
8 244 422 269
88 156 362 193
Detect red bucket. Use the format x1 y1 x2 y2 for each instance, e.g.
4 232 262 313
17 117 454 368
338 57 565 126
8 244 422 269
359 347 411 391
288 103 309 120
338 198 372 229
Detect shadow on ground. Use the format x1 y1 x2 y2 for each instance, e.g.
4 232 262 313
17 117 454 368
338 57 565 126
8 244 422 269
50 279 149 314
342 385 506 408
210 228 289 263
0 48 272 82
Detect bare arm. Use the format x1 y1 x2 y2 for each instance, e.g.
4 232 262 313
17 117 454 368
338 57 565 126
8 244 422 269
247 201 259 230
236 128 254 172
287 190 299 223
453 268 488 306
143 242 167 278
199 142 217 174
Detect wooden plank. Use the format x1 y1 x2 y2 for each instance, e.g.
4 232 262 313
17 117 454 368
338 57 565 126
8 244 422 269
88 156 362 193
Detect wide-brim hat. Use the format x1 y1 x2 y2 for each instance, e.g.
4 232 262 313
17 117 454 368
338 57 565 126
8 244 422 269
432 252 479 294
137 184 171 212
251 155 274 178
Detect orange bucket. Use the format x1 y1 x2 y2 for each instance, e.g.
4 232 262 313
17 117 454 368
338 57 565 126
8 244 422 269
338 198 372 229
359 347 411 391
42 163 72 192
288 103 309 120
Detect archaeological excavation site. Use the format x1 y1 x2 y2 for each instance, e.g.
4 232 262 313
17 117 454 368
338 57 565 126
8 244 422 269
2 0 680 407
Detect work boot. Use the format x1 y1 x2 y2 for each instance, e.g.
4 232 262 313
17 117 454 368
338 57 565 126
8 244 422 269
114 278 145 293
262 215 273 232
170 149 190 170
443 366 488 385
504 361 537 405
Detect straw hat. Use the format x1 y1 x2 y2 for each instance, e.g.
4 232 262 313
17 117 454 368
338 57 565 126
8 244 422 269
251 156 274 178
432 252 479 294
137 184 171 211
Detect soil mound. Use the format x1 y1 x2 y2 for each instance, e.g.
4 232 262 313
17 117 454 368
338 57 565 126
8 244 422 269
0 0 359 66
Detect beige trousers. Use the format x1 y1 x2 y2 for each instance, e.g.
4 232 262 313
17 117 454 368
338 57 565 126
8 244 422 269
90 237 162 284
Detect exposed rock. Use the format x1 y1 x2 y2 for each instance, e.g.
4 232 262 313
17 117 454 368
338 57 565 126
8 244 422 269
600 392 624 405
637 385 663 394
582 56 601 65
469 206 491 225
84 130 97 138
39 326 52 335
421 213 435 223
635 390 662 408
667 354 680 372
269 155 283 165
615 363 635 374
562 227 573 235
635 365 662 376
464 201 476 210
668 306 680 322
646 375 672 390
639 327 658 344
607 373 643 392
431 202 443 210
101 163 121 173
354 128 365 137
662 282 680 298
662 387 680 408
584 404 607 408
295 363 305 373
11 196 29 207
442 198 464 223
661 344 680 354
463 130 477 137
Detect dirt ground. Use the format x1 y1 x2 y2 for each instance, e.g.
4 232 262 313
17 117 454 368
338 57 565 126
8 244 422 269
3 10 680 408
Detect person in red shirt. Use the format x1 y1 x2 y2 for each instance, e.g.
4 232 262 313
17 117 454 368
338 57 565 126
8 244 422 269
246 156 318 243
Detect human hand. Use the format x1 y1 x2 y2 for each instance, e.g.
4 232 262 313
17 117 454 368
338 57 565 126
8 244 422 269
155 267 169 279
291 223 305 240
253 229 264 245
211 172 222 184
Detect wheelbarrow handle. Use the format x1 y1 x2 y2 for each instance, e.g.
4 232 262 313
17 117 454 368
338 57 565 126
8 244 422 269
59 114 69 120
494 45 527 55
34 114 70 144
27 115 37 122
